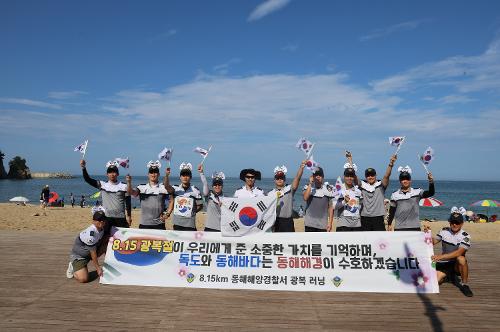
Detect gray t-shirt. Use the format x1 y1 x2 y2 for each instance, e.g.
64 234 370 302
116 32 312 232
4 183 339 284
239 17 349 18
335 185 362 228
390 188 424 229
172 184 202 228
360 180 387 217
204 192 223 230
303 184 335 230
136 182 169 226
99 181 128 218
268 185 294 219
69 224 104 261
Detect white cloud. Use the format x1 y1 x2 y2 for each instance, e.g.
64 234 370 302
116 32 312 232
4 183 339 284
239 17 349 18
149 29 178 42
248 0 291 22
439 95 474 104
371 36 500 94
0 98 62 110
281 43 298 52
213 58 242 75
48 90 88 99
360 19 427 42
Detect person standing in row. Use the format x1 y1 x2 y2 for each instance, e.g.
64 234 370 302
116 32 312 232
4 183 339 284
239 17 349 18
332 163 362 232
164 163 203 231
387 166 435 231
267 160 307 232
127 161 171 230
234 168 264 198
303 167 335 232
80 159 131 229
198 164 225 232
347 151 397 231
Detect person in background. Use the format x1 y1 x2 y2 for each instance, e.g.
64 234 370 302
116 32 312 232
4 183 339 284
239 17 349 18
70 193 75 207
80 195 86 208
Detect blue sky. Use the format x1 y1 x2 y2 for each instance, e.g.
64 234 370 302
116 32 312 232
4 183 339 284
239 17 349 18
1 0 500 180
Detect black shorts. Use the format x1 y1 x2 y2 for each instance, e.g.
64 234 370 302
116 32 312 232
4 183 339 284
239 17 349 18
436 261 457 278
395 227 421 231
274 217 295 232
305 226 326 232
173 225 197 231
361 216 386 231
139 223 166 230
336 226 362 232
105 217 129 235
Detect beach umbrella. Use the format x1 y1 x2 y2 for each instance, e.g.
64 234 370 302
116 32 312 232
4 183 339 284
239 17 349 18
9 196 29 203
48 191 59 203
419 197 444 207
471 199 499 219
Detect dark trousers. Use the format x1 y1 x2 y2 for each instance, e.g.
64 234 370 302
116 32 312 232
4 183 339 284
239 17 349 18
173 225 197 231
105 217 129 235
336 226 362 232
204 227 219 232
274 217 295 232
395 227 422 231
305 226 326 232
139 223 166 230
361 216 386 231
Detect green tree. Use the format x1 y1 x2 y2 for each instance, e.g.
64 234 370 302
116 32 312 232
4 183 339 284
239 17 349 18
8 156 31 179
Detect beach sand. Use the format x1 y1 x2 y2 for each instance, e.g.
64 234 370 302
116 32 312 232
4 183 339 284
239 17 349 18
1 203 499 240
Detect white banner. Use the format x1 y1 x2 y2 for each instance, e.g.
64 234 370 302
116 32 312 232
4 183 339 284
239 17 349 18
220 196 277 236
101 229 439 293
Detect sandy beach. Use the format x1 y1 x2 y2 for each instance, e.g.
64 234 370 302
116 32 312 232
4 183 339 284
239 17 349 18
1 202 499 241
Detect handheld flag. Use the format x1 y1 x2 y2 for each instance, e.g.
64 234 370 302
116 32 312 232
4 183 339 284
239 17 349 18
221 196 277 237
296 138 315 158
74 140 88 159
389 136 405 154
418 147 434 174
114 157 129 169
158 147 173 166
335 176 343 193
194 145 212 165
305 155 320 172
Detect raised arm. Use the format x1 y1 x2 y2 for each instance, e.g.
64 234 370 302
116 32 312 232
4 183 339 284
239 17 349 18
381 154 397 188
80 160 100 189
303 175 314 202
422 173 435 198
198 164 209 197
291 160 307 192
163 167 175 194
346 151 361 186
126 175 139 197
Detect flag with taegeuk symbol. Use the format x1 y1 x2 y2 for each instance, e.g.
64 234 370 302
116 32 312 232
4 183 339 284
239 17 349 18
114 157 129 169
420 147 434 165
296 138 314 157
220 196 277 237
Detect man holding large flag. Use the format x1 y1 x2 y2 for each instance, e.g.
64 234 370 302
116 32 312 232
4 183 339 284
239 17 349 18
234 168 264 198
267 160 307 232
80 159 132 230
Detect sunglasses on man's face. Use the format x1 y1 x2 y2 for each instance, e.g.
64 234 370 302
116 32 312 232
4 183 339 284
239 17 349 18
245 175 255 179
450 221 463 225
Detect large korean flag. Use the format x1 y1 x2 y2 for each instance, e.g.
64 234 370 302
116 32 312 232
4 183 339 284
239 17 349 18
221 196 277 237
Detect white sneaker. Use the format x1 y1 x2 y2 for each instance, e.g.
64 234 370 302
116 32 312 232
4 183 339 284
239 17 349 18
66 261 74 278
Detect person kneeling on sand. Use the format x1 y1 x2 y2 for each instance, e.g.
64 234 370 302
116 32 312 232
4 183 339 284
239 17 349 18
425 211 473 297
66 206 107 283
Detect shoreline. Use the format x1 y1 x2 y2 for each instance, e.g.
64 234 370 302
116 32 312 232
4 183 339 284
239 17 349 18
1 203 499 241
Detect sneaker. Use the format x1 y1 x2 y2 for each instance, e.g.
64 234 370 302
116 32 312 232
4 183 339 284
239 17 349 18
460 284 473 297
66 261 74 279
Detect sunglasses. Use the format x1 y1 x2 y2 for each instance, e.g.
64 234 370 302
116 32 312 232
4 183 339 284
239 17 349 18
245 175 255 179
450 221 463 225
274 176 285 180
213 183 223 187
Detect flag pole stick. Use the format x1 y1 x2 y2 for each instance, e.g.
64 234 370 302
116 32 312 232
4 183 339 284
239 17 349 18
201 145 212 166
82 140 88 160
418 154 430 174
306 144 315 159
